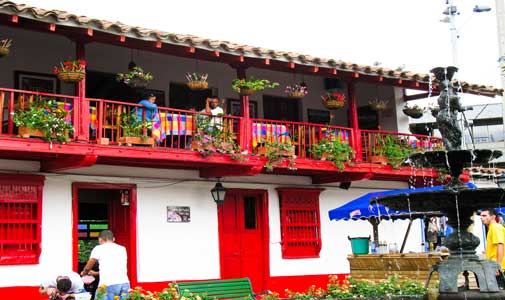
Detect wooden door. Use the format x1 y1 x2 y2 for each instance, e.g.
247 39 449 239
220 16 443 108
219 190 268 292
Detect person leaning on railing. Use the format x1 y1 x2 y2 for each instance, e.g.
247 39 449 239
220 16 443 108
135 93 159 123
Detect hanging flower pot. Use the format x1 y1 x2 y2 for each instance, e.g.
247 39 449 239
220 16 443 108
368 99 388 111
430 106 440 118
0 38 12 57
186 72 209 90
54 59 86 83
116 66 153 88
402 105 424 119
232 77 279 95
285 84 308 99
321 92 345 109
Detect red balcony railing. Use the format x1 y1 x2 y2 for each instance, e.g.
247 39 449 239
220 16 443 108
361 130 444 163
250 118 354 159
0 87 446 169
0 88 77 137
87 98 241 149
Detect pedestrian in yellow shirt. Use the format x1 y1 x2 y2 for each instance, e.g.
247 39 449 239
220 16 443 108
481 208 505 288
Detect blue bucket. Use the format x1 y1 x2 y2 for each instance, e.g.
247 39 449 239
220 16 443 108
348 236 370 254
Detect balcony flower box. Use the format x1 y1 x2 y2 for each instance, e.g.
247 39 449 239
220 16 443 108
18 126 44 139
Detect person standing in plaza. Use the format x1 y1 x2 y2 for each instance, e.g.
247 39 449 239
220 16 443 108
480 208 505 287
81 230 130 300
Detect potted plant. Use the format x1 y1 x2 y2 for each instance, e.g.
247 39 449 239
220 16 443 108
191 114 244 160
368 98 388 111
231 77 279 95
403 104 425 119
311 137 355 171
13 97 73 143
371 134 413 168
256 140 296 172
0 38 12 57
116 66 153 88
118 113 155 146
53 59 86 83
284 83 308 99
321 91 345 109
186 72 209 90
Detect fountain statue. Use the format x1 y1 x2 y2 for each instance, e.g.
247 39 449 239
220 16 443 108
372 67 505 299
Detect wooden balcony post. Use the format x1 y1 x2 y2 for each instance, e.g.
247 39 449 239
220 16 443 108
348 82 362 161
75 41 89 142
236 68 252 153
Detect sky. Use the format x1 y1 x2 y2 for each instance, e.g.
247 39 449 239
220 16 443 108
14 0 504 104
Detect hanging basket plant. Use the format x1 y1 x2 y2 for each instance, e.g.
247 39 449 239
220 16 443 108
0 38 12 57
430 106 440 118
321 91 345 109
368 99 388 111
285 83 308 99
186 72 209 90
116 66 153 88
402 104 425 119
53 59 86 83
232 77 279 95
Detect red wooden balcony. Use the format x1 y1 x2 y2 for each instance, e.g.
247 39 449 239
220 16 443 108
0 88 442 183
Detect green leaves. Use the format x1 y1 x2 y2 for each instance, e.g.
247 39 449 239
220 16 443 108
311 137 354 171
231 77 279 93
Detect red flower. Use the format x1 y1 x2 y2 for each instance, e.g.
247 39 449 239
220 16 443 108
53 67 59 74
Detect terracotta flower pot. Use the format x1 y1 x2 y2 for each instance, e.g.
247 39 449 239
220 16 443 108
370 155 388 165
118 136 154 147
18 126 44 138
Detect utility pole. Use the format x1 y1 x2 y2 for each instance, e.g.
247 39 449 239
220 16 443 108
497 0 505 148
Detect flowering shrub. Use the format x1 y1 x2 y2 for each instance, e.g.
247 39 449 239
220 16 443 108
117 66 154 87
261 139 296 172
321 92 345 104
285 285 325 299
186 72 208 82
285 84 308 97
53 59 86 75
311 136 354 171
13 97 73 143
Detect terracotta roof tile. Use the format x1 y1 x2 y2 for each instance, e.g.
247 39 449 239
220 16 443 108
0 0 502 97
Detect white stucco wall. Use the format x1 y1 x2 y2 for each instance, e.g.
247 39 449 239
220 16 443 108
0 163 432 287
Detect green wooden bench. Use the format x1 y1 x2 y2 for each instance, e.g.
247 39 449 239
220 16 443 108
177 278 255 300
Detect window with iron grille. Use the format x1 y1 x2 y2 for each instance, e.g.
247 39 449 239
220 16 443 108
277 188 323 259
0 175 44 265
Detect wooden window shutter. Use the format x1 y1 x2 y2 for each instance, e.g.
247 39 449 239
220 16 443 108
277 188 323 259
0 175 44 265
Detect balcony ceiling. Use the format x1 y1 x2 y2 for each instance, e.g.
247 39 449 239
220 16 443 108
0 0 502 97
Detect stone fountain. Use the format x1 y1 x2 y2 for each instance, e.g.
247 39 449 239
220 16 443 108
372 67 505 299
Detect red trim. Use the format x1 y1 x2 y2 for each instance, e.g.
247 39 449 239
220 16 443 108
71 182 138 286
0 286 45 299
41 154 97 172
218 189 270 290
347 82 362 161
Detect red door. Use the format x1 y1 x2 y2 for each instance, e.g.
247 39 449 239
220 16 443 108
108 191 132 278
219 189 269 292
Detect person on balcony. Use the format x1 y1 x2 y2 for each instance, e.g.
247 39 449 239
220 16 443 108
201 97 224 128
135 93 159 123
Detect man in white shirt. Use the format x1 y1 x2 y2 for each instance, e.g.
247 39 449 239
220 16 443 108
39 271 89 299
201 97 224 128
81 230 130 300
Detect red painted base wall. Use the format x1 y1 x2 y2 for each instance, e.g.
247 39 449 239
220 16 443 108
0 274 350 298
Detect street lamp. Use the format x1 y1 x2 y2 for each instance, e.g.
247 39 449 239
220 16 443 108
211 178 226 205
442 0 492 67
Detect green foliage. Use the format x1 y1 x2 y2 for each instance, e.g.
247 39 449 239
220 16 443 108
116 66 153 87
13 97 73 143
120 113 152 138
78 239 98 263
156 283 179 300
372 134 414 168
311 137 354 171
262 140 296 172
231 77 279 93
193 114 244 160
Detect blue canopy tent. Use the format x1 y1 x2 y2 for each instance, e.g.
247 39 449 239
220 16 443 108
328 184 476 252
